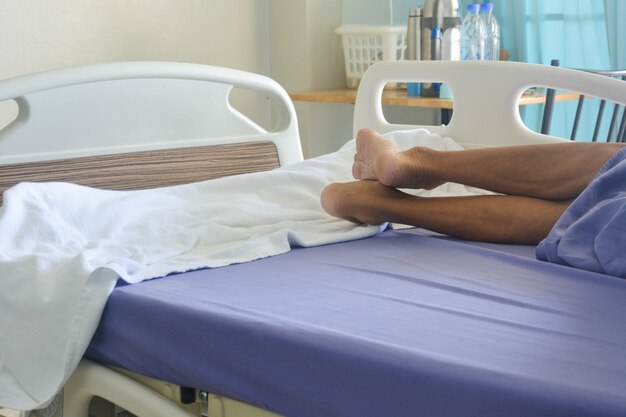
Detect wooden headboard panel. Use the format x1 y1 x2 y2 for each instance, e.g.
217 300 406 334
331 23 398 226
0 141 279 206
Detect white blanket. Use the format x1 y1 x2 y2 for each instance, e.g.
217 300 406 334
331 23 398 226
0 129 482 410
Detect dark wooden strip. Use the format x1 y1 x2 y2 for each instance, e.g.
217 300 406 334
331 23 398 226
0 141 279 205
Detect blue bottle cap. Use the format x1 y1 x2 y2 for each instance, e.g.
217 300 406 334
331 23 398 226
480 2 494 12
467 3 480 13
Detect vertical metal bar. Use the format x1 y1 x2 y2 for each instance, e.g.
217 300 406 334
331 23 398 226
570 96 585 141
541 87 556 135
607 102 620 141
620 76 626 143
592 100 606 142
618 107 626 142
541 60 560 135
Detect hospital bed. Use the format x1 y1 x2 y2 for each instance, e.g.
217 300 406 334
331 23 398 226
0 61 625 417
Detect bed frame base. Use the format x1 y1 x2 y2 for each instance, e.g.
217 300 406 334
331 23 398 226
62 360 282 417
64 360 195 417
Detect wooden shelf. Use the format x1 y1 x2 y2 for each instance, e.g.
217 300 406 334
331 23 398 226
289 88 581 109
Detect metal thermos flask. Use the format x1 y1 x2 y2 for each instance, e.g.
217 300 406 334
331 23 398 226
406 8 422 61
420 0 461 96
406 8 422 96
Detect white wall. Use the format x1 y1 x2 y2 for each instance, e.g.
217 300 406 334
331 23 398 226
342 0 419 26
269 0 354 158
0 0 271 130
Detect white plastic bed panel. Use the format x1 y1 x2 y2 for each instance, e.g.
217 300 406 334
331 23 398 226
0 62 303 166
355 60 626 148
64 360 196 417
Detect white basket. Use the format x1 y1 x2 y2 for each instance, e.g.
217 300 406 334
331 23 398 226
336 25 407 88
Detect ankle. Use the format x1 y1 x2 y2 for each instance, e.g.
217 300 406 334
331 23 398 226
379 146 440 190
409 146 441 190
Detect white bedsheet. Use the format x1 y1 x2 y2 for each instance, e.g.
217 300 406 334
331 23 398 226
0 129 482 410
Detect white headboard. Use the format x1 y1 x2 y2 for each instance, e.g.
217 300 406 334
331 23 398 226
354 60 626 148
0 62 303 166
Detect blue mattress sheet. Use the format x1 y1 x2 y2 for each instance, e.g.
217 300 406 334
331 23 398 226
86 228 626 417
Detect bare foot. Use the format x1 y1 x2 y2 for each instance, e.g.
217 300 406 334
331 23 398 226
321 180 410 225
352 128 443 190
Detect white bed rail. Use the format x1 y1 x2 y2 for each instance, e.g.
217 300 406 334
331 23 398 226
0 62 302 166
354 60 626 148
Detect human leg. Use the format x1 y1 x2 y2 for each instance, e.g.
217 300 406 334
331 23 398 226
321 181 570 245
353 128 625 201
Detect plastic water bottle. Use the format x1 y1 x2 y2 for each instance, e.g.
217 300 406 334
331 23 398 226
460 3 485 61
481 2 500 61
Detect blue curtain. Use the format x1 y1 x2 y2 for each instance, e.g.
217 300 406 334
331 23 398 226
603 0 626 69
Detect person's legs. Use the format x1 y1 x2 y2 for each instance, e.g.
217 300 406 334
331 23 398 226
321 181 570 245
323 128 625 244
353 128 625 201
